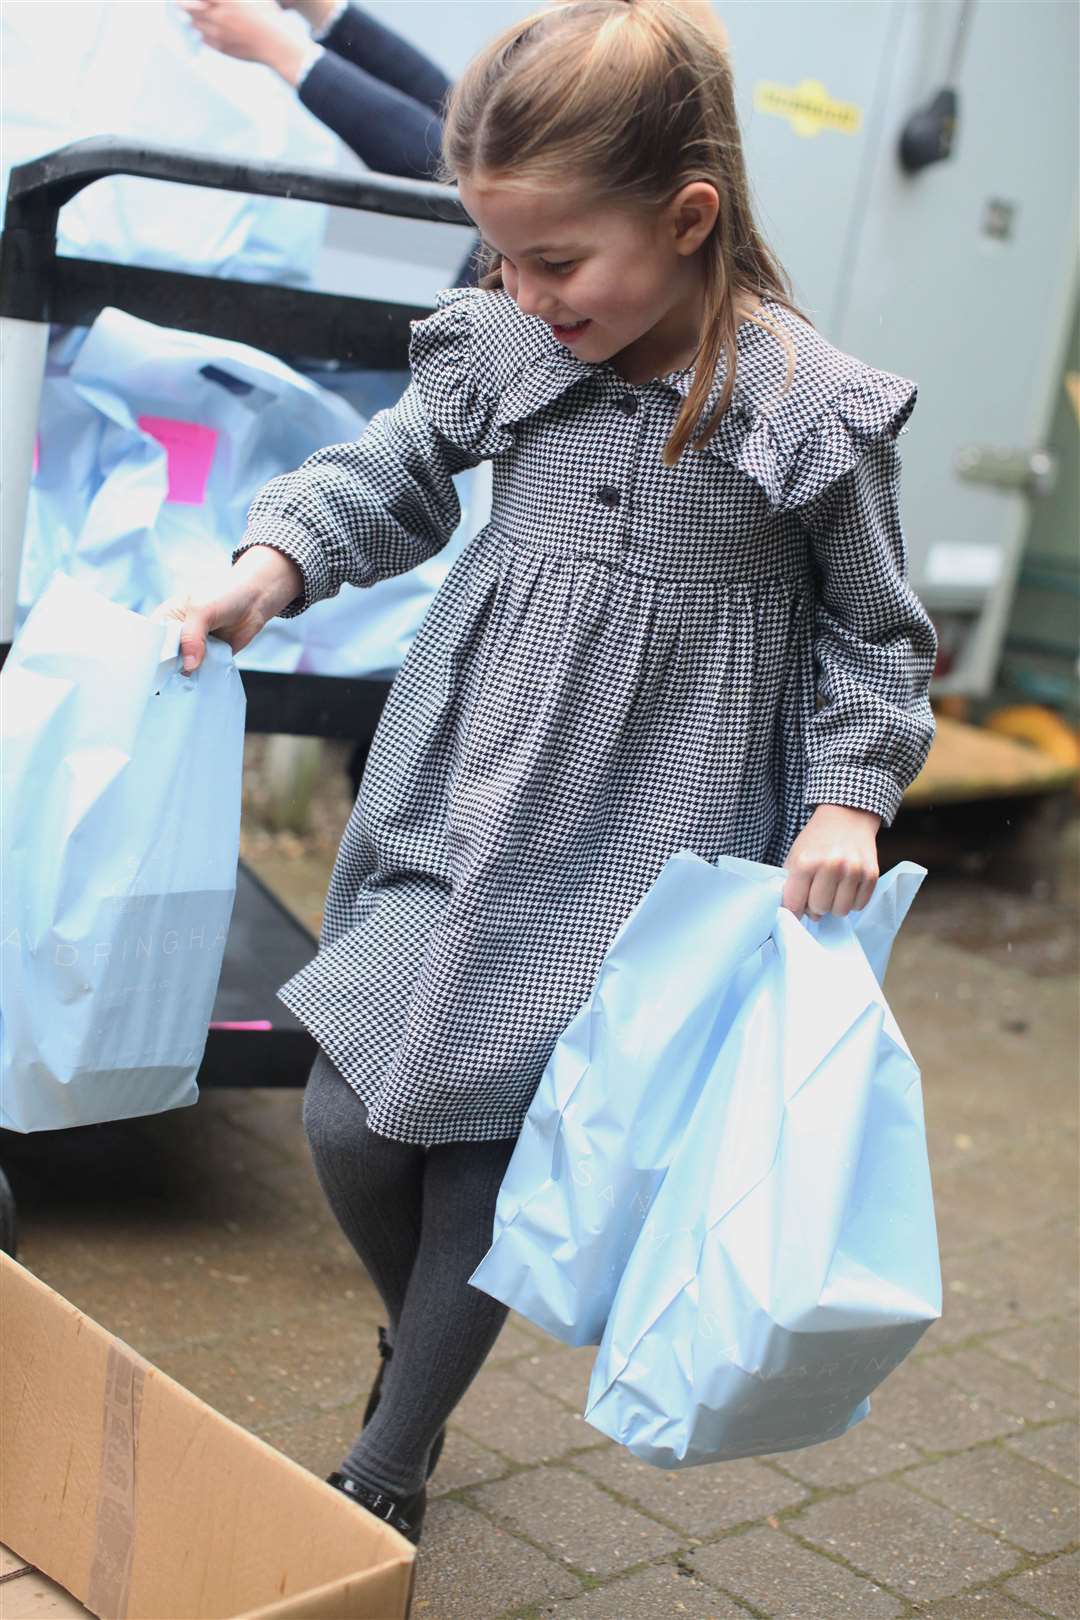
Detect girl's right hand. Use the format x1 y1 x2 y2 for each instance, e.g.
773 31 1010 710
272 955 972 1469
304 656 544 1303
150 545 303 673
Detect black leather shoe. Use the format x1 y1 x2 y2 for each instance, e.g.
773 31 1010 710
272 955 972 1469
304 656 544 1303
363 1325 447 1480
325 1470 427 1545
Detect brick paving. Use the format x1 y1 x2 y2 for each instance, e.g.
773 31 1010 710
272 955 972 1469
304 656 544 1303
3 839 1077 1618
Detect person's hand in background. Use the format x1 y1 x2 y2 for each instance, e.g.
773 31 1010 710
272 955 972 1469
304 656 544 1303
275 0 340 28
179 0 311 84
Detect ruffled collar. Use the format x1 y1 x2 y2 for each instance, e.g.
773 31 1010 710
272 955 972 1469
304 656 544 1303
538 298 783 394
492 298 786 445
489 295 916 516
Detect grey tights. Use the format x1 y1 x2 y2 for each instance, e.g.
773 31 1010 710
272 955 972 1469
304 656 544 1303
302 1047 517 1497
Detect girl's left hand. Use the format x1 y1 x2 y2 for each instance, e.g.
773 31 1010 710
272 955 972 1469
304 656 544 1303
781 804 880 921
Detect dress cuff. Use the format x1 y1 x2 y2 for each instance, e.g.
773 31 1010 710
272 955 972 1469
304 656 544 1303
805 765 904 830
233 524 328 619
293 40 325 90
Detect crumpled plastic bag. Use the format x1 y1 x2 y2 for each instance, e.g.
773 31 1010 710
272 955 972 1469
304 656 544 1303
583 861 939 1465
469 853 787 1346
470 851 940 1466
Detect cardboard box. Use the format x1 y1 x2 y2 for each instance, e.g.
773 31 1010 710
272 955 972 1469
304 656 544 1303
0 1254 415 1619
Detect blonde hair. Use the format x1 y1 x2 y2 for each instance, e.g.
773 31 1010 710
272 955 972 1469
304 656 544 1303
437 0 806 468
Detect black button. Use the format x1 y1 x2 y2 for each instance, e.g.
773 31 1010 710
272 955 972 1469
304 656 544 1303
616 393 639 415
597 486 622 508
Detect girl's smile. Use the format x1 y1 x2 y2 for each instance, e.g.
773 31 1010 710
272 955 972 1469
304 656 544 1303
551 318 592 343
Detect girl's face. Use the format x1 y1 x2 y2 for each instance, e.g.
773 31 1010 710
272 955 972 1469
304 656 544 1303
458 174 718 382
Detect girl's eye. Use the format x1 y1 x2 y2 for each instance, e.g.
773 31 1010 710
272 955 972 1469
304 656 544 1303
540 259 577 275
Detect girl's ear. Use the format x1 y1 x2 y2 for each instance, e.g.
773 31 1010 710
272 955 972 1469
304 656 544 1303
668 181 720 256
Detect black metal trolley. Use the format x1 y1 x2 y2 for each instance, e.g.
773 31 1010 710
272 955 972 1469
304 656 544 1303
0 138 475 1253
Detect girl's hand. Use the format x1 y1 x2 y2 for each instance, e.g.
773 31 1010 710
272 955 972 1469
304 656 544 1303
179 0 309 81
781 804 880 921
150 545 303 673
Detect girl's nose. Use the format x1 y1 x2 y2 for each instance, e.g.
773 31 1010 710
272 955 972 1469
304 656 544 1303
512 271 556 321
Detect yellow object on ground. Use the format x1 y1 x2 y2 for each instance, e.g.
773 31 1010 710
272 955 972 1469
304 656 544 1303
906 714 1080 806
984 704 1080 769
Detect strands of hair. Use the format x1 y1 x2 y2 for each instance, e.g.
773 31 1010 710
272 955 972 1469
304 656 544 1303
437 0 807 468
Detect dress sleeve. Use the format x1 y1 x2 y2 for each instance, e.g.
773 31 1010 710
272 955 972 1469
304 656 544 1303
797 434 937 828
233 291 509 617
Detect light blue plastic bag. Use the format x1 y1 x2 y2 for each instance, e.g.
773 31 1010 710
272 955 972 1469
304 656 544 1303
469 852 787 1345
20 311 491 678
581 860 940 1467
0 573 245 1132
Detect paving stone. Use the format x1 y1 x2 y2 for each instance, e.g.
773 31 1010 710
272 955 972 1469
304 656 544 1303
253 1402 368 1477
1004 1422 1080 1486
932 1158 1071 1253
768 1408 923 1488
467 1465 683 1577
909 1592 1041 1618
426 1429 514 1496
986 1316 1080 1393
488 1313 554 1363
795 1480 1018 1601
870 1357 1025 1451
907 1449 1080 1554
934 1227 1079 1347
511 1344 598 1414
152 1306 377 1426
688 1526 902 1619
410 1497 581 1619
534 1563 749 1618
27 1248 375 1354
992 1225 1080 1320
923 1114 1067 1175
452 1368 605 1465
934 1256 1034 1346
924 1347 1077 1427
253 1400 511 1500
573 1447 808 1539
1004 1550 1080 1618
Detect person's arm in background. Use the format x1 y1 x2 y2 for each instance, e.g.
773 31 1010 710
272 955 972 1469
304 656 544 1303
181 0 447 179
290 0 452 119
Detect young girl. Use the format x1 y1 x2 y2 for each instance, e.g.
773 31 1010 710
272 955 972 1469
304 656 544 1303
168 0 936 1545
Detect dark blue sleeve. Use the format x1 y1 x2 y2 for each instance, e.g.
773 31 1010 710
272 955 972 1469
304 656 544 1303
319 4 452 118
299 17 481 285
299 51 443 180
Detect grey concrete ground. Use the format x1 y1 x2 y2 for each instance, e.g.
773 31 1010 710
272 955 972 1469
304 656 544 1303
3 813 1077 1620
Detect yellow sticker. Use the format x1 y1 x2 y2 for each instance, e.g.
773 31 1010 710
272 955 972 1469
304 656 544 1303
754 79 863 139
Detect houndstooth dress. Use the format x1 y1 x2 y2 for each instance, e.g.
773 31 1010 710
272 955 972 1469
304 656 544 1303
237 286 937 1145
